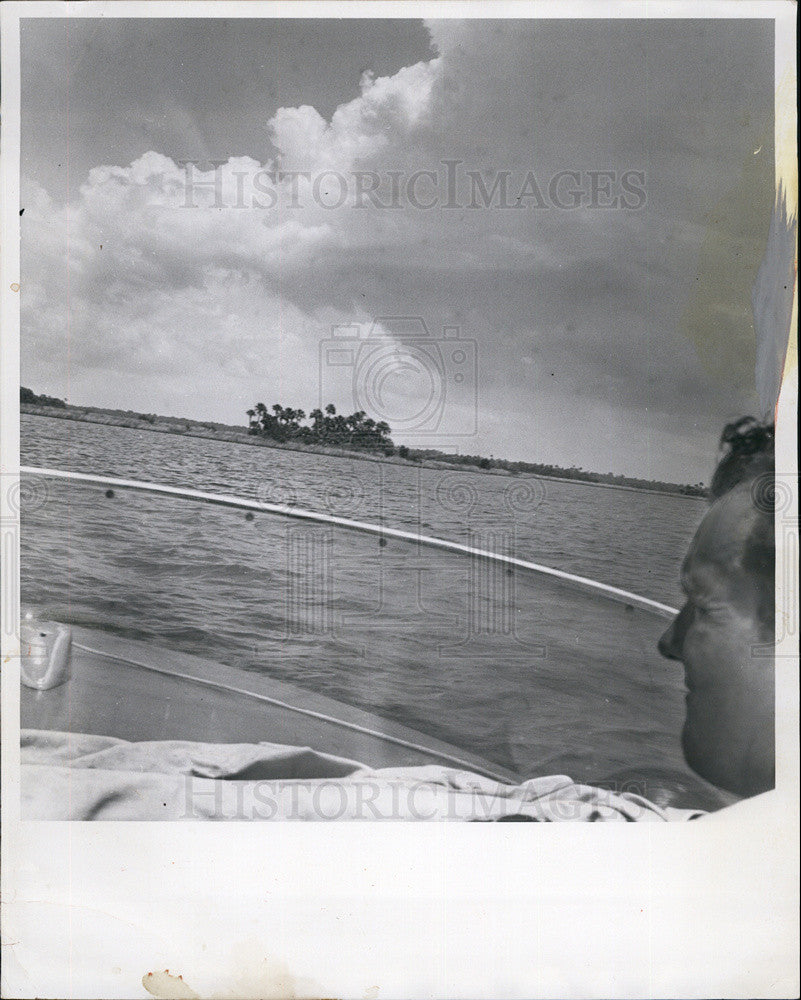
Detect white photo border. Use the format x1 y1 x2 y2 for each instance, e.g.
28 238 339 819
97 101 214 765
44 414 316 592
1 3 797 998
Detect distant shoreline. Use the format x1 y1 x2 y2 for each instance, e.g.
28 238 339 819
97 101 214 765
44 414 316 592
21 403 707 500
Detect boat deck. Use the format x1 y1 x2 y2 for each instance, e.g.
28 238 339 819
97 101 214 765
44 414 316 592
21 624 519 783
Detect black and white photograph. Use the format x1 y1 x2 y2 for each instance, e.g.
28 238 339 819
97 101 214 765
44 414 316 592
1 2 798 997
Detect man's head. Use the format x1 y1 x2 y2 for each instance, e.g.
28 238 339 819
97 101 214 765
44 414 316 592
658 418 775 798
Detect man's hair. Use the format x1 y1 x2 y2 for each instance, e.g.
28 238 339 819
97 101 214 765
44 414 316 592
710 416 775 500
710 417 775 634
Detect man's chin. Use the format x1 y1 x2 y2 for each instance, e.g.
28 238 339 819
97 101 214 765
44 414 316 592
681 724 774 799
680 722 740 795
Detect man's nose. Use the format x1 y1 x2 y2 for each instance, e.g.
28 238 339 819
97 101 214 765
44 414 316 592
658 604 690 660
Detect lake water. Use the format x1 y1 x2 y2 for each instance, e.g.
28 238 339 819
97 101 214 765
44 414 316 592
21 413 729 808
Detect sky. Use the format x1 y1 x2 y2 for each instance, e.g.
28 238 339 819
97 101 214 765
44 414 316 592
20 17 775 483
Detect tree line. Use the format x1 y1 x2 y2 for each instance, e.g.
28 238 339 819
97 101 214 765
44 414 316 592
19 386 706 496
247 402 395 452
245 403 705 495
411 449 708 496
21 386 66 408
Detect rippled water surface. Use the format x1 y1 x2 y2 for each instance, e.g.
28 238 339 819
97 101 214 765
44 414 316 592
21 414 725 804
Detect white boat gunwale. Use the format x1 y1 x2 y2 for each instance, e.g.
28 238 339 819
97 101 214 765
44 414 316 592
20 465 679 619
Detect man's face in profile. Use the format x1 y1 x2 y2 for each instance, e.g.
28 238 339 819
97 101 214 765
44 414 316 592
658 482 775 798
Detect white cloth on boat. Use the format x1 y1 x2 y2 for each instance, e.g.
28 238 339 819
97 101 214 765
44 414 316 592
20 729 706 821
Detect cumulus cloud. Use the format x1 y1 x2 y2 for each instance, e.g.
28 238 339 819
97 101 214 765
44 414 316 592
270 59 439 170
21 160 332 419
